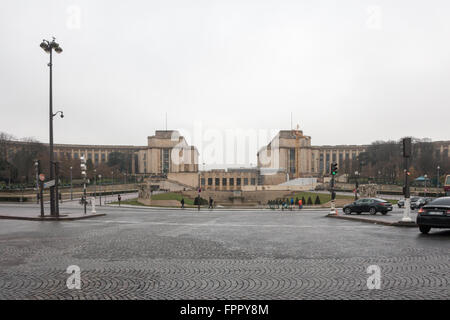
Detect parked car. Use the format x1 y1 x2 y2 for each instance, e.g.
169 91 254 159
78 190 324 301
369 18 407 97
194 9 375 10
416 197 450 234
411 197 434 210
398 196 421 208
398 197 433 209
343 198 393 215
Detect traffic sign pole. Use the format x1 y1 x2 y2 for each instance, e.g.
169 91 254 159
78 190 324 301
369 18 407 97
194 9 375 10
402 138 412 222
198 188 201 211
37 164 45 217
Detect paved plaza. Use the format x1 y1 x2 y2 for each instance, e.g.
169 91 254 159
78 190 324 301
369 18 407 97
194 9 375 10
0 202 449 300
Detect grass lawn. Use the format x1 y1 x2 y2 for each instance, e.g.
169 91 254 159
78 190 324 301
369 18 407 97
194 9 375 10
386 199 399 205
151 192 195 205
111 199 142 206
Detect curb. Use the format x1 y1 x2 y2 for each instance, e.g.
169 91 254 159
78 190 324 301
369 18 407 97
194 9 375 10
106 204 333 212
326 214 417 227
0 213 107 221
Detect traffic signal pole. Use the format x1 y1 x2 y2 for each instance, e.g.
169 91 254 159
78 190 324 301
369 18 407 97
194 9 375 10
54 162 59 216
330 162 338 215
81 156 87 214
35 160 45 217
401 138 412 222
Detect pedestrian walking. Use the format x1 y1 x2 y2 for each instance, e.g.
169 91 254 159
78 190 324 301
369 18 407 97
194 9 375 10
196 195 201 211
290 197 294 210
209 197 214 209
118 194 121 206
181 198 185 209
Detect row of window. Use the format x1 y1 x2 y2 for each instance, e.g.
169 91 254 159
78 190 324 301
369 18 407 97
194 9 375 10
54 152 108 161
201 177 256 186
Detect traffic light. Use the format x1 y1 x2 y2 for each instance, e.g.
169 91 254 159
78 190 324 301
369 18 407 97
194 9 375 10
331 162 338 176
403 137 411 157
80 156 87 177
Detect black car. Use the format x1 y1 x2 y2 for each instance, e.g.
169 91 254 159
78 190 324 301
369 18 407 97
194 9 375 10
343 198 393 215
416 197 450 234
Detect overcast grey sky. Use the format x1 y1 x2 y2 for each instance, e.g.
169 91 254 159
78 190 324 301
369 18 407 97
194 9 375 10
1 0 449 166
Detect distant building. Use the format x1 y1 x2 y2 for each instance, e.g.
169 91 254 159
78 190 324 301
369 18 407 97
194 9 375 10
137 130 199 174
3 129 449 188
4 130 199 175
200 168 259 191
257 129 365 179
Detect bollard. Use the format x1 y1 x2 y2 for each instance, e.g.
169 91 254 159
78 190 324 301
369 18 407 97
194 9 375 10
91 197 96 213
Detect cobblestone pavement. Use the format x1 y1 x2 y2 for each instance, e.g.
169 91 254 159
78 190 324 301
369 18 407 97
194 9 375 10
0 203 448 299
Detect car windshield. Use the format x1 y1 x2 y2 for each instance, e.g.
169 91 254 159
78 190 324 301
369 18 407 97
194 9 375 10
426 197 450 206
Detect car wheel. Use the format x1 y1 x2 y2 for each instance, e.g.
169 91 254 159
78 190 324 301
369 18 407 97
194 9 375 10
356 211 361 215
419 225 431 234
369 207 377 215
344 208 352 215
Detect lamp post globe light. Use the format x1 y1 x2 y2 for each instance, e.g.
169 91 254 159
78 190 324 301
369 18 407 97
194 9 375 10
437 166 440 189
94 169 97 200
70 166 73 201
40 37 63 216
98 174 102 206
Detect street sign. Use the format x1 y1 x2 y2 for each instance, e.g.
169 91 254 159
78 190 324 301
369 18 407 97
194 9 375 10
39 173 45 181
44 180 55 188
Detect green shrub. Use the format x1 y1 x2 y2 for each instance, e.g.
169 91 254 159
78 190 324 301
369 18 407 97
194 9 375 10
314 195 321 205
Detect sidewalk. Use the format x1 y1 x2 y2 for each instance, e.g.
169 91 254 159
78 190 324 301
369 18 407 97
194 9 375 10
0 205 105 221
326 211 418 227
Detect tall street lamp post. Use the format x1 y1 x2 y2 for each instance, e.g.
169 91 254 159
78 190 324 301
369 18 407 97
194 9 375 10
94 169 97 202
70 166 73 200
40 37 63 216
99 174 102 206
437 166 440 190
35 160 40 204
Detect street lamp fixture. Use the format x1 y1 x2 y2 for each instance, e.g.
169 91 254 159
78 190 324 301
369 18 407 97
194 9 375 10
70 166 73 201
52 110 64 118
40 37 63 216
437 166 440 190
98 174 102 206
40 38 63 54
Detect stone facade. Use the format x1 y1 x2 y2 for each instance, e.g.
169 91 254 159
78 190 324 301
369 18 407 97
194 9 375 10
137 131 199 175
200 168 259 191
5 129 449 185
257 129 366 178
6 130 199 176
